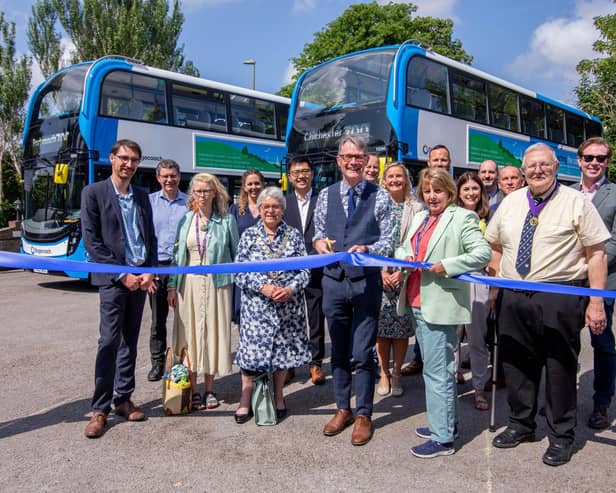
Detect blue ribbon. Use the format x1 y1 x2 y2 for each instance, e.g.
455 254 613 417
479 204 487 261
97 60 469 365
1 250 615 298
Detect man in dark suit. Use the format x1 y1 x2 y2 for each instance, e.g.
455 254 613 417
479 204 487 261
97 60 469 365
313 136 394 446
573 136 616 430
81 139 158 438
283 156 326 385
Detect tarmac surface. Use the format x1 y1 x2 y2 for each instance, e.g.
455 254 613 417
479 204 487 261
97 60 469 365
1 269 615 492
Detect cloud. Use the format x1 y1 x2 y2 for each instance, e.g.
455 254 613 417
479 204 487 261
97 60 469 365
380 0 457 18
282 62 296 85
507 0 613 95
292 0 316 13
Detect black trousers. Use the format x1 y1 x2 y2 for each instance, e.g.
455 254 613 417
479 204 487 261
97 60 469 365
148 273 170 366
498 288 587 444
306 268 325 367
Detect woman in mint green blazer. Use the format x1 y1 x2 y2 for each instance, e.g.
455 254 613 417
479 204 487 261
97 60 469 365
395 168 491 459
168 173 239 411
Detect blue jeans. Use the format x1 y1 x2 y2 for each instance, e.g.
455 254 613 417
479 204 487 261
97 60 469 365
590 298 616 409
412 307 458 443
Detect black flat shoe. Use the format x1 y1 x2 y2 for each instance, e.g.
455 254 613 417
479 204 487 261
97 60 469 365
234 409 253 424
492 427 535 449
276 408 287 421
542 442 573 466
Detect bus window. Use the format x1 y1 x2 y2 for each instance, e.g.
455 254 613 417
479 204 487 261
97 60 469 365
586 119 603 139
520 96 545 138
450 70 487 123
546 105 565 143
406 57 448 113
488 84 519 132
277 102 289 140
37 65 89 119
230 94 276 138
565 112 584 148
171 83 227 132
99 70 167 123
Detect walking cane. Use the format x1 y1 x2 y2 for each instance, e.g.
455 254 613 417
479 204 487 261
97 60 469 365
488 309 498 432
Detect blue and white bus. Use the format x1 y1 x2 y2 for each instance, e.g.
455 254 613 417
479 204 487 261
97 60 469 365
20 56 290 278
286 41 602 188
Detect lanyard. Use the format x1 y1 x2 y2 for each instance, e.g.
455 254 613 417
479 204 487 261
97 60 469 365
413 214 440 259
195 214 207 263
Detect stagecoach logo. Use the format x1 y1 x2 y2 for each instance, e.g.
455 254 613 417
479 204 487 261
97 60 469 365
304 123 370 143
33 131 69 148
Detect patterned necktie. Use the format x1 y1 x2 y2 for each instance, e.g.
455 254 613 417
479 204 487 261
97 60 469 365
347 188 357 218
515 198 542 277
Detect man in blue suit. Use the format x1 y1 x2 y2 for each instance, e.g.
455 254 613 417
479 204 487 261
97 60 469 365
573 136 616 431
313 136 394 446
81 139 157 438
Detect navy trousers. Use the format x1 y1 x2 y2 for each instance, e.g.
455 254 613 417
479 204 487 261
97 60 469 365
92 284 147 413
322 273 382 416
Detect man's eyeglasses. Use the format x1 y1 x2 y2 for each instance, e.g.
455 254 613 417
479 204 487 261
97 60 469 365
114 154 141 165
159 174 179 181
338 154 367 163
524 162 555 172
289 169 312 178
581 154 609 163
193 189 215 195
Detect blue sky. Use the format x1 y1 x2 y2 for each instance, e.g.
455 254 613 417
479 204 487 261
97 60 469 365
1 0 614 105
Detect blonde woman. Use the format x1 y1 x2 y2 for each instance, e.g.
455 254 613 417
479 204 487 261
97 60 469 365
376 163 423 397
168 173 239 411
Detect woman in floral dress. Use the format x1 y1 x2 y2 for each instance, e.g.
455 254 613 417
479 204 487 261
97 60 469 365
233 187 311 424
375 163 423 397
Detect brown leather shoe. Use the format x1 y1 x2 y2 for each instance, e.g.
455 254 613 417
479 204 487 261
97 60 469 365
84 412 107 438
310 365 325 385
323 409 354 436
351 415 374 446
400 360 422 376
114 400 146 421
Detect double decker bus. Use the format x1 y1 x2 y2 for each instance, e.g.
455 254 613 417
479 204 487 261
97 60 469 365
286 41 602 189
20 56 290 278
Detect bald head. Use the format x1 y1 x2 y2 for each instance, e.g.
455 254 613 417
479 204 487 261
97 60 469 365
478 160 498 192
498 165 524 195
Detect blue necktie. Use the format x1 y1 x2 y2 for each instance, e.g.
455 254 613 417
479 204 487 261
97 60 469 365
515 198 542 277
347 188 357 218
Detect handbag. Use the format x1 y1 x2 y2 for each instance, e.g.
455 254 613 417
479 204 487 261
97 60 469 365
162 347 192 415
251 372 277 426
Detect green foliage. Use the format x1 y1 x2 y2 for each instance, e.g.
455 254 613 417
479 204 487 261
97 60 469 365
0 11 31 202
278 1 472 97
0 162 21 227
28 0 199 76
28 0 62 78
576 8 616 148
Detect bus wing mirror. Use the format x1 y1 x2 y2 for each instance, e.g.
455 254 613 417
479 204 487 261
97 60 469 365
54 163 69 185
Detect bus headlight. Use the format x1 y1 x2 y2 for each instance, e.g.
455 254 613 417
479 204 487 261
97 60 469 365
67 224 82 256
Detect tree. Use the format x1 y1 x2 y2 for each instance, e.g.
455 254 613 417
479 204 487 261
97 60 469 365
278 1 472 97
28 0 199 78
576 9 616 149
0 12 31 205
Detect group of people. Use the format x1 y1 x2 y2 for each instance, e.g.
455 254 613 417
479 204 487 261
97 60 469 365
80 135 615 468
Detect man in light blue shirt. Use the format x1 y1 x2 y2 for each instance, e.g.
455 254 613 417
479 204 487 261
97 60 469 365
147 159 188 381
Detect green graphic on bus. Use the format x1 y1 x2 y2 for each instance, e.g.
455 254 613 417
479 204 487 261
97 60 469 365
194 136 284 173
468 128 524 167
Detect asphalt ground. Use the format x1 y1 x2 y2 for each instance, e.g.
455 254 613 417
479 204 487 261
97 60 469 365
0 269 615 492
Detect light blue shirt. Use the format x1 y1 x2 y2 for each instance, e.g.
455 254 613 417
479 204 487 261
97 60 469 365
112 181 146 267
149 189 188 261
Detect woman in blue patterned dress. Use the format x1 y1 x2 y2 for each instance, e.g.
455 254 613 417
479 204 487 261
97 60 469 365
233 187 311 424
376 163 423 397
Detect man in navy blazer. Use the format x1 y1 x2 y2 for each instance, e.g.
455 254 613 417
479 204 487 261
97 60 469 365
283 156 326 385
573 136 616 431
81 139 157 438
